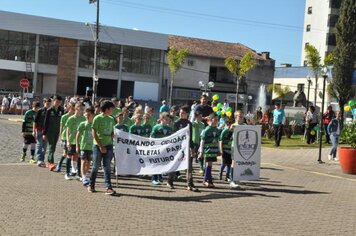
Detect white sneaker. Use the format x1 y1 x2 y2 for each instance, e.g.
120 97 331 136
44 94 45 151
64 174 72 180
328 155 333 161
229 181 241 189
333 157 339 161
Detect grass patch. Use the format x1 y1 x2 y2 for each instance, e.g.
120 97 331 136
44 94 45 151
262 135 332 149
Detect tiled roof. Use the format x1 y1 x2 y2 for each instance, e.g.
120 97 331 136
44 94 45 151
168 35 266 60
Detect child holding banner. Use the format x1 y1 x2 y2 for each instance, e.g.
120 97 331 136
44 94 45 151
150 112 173 186
114 113 129 132
192 111 205 175
198 113 220 188
129 114 145 136
219 117 234 182
142 114 152 137
76 106 95 186
174 105 199 192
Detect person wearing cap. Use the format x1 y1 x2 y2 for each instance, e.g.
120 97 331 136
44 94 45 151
159 100 170 113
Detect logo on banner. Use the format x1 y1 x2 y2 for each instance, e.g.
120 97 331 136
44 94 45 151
236 130 258 160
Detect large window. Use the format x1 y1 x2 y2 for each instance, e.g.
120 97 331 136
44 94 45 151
122 46 161 76
330 0 342 9
328 14 339 27
79 41 120 71
327 33 336 46
209 66 234 83
38 35 59 65
0 30 36 62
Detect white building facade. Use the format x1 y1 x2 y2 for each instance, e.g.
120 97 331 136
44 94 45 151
300 0 342 66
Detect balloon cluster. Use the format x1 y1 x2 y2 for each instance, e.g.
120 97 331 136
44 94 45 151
344 99 356 119
212 94 233 117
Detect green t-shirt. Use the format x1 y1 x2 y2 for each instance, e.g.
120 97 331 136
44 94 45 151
22 110 36 135
114 123 129 132
60 112 72 140
142 124 152 137
200 125 220 158
150 124 173 138
92 113 115 146
148 116 156 128
123 117 134 128
129 124 145 136
192 120 205 145
77 121 93 151
219 127 233 154
66 114 86 145
112 107 122 118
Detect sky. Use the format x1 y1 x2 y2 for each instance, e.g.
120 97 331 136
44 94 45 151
1 0 306 66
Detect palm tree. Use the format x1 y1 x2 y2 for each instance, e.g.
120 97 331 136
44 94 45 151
267 84 291 105
225 51 255 110
304 44 321 106
167 47 189 106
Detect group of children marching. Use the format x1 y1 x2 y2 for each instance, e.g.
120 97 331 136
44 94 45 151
21 95 246 195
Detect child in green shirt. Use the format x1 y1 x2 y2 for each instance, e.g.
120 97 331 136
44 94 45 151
129 114 145 136
114 113 129 132
76 106 95 186
198 113 220 188
65 102 85 179
150 112 173 186
141 114 152 138
192 111 205 174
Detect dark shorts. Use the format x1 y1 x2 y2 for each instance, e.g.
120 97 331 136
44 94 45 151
61 140 68 152
67 144 77 155
205 155 217 162
24 135 36 145
222 151 232 165
80 150 92 161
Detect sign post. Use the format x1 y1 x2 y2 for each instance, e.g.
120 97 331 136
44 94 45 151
20 78 30 116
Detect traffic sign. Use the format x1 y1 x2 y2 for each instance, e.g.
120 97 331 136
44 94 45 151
20 79 30 89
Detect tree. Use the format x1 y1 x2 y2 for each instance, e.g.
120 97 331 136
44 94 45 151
167 47 189 106
225 51 256 110
331 0 356 118
267 84 291 105
304 44 321 106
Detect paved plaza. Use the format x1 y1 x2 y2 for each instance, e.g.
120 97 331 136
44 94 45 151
0 116 355 235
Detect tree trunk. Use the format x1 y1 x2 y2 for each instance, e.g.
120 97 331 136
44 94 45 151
235 78 240 111
169 76 174 107
314 76 318 106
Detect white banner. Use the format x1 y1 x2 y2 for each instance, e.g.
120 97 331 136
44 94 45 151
114 126 189 175
233 125 261 181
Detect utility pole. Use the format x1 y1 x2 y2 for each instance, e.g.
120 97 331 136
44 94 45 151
89 0 99 103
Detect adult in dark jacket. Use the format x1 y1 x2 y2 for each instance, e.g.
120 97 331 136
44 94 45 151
43 95 64 170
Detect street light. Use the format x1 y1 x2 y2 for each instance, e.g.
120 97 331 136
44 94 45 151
89 0 100 103
318 66 328 163
306 75 312 110
198 81 214 96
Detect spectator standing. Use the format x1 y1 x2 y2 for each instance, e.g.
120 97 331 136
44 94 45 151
272 103 285 147
306 106 318 144
159 100 170 113
327 112 343 161
322 105 335 144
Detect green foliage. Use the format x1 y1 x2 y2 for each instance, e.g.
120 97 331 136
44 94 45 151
167 47 189 77
167 47 189 106
304 44 321 76
267 84 291 104
224 51 255 109
331 0 356 116
324 53 334 66
340 122 356 149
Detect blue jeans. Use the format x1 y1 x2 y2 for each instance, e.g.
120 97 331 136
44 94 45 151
35 130 47 162
329 135 339 158
90 145 113 189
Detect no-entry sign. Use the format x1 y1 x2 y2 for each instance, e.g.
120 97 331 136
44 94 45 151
20 79 30 89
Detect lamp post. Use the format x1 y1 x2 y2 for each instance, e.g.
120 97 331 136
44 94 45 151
318 66 328 163
198 81 215 96
306 75 312 110
89 0 100 103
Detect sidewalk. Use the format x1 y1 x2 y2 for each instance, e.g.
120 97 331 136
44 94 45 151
0 114 23 122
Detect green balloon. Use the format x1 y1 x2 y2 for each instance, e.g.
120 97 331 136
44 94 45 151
227 107 233 112
348 100 355 107
217 103 223 109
